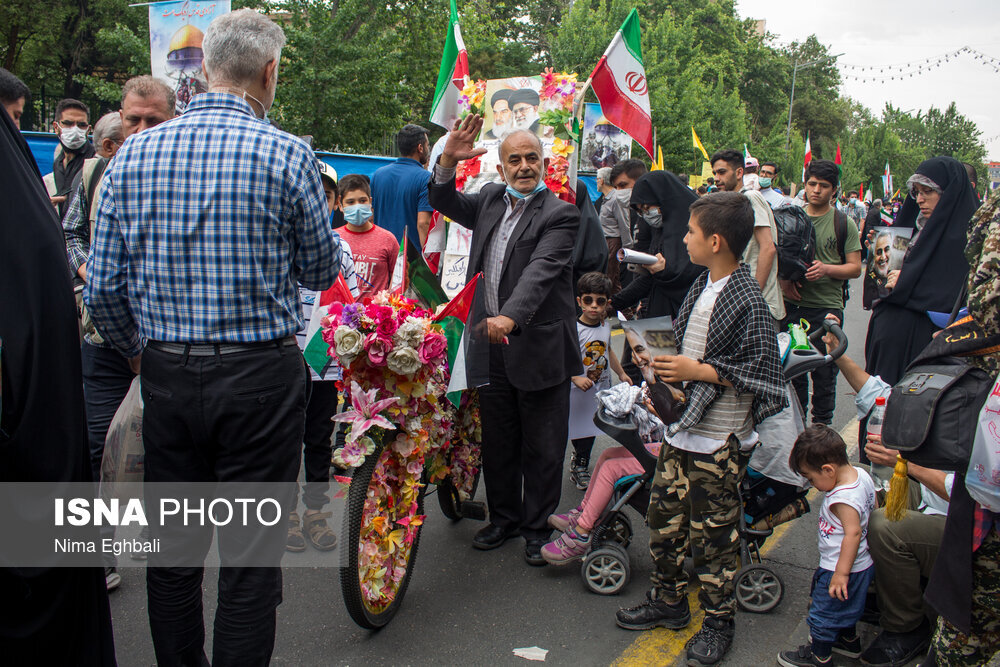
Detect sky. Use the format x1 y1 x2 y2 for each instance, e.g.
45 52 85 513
734 0 1000 161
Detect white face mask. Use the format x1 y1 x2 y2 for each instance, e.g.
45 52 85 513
59 125 88 151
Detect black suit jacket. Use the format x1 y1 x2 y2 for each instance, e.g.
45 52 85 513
429 175 582 391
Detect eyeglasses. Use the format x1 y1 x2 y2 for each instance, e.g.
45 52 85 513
581 296 608 306
58 119 90 129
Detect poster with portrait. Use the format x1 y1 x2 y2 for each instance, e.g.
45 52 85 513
149 0 231 115
863 226 912 309
619 315 686 424
579 103 632 173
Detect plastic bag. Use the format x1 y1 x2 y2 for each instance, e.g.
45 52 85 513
751 384 809 489
99 377 144 497
966 374 1000 512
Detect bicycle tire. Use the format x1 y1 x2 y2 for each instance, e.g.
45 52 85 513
340 440 424 629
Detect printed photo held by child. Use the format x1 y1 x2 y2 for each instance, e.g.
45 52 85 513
778 425 877 667
615 192 787 667
567 272 631 490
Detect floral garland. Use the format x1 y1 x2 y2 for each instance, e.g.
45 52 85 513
321 292 479 611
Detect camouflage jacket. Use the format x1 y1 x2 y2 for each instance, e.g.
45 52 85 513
966 190 1000 373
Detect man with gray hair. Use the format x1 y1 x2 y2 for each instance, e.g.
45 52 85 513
86 9 340 664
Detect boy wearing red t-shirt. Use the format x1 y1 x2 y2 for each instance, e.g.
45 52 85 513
337 174 398 300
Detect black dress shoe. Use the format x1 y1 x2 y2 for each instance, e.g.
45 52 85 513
472 523 517 550
524 539 546 566
860 620 931 667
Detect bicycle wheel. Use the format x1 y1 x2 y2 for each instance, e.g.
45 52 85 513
341 440 425 629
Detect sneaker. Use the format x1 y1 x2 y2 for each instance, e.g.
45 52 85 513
547 507 582 532
540 527 591 565
570 457 591 490
777 644 831 667
860 621 931 666
686 616 734 666
832 629 863 659
616 590 691 631
286 512 306 552
105 566 121 592
303 511 338 551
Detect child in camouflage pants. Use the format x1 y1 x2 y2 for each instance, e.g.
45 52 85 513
614 192 786 667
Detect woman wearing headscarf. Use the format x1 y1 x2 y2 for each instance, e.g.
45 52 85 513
610 171 702 385
0 97 116 663
864 156 979 385
610 171 702 319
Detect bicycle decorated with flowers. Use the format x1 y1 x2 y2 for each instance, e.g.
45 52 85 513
320 290 482 629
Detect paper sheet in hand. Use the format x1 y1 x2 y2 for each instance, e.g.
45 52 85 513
617 248 658 266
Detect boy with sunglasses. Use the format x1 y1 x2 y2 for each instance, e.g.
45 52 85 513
566 272 631 490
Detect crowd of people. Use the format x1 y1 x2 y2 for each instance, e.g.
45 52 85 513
2 6 999 667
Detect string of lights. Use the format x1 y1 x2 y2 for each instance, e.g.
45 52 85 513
839 46 1000 82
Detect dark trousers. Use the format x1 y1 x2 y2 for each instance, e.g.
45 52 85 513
80 341 135 482
782 304 843 425
299 380 339 511
479 345 570 540
571 437 595 463
141 342 307 667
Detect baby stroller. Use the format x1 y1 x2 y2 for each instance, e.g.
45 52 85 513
583 319 848 612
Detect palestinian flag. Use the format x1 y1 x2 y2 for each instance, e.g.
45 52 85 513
588 9 654 159
303 274 354 376
433 273 484 407
429 0 469 130
391 230 449 311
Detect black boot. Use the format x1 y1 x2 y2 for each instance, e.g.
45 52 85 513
685 616 734 666
615 590 691 630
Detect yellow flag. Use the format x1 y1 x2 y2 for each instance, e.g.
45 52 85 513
652 146 664 171
691 126 709 161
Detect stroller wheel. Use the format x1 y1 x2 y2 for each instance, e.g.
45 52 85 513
581 544 630 595
735 565 783 613
609 513 633 549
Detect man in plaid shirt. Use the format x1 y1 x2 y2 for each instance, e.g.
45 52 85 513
86 9 340 666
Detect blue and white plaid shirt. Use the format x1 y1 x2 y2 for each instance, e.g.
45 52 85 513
86 93 341 357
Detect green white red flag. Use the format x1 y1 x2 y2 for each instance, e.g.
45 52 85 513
588 9 653 159
429 0 469 130
802 133 812 181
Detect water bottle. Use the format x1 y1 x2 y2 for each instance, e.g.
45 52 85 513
868 397 892 493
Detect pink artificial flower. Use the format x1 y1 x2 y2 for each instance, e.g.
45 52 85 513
418 332 448 364
364 333 392 365
332 380 399 441
377 315 399 338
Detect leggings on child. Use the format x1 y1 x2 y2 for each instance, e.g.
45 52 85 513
577 447 644 532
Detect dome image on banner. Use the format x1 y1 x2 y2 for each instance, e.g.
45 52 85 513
165 24 207 113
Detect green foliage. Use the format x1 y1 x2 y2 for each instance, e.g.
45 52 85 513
1 0 988 182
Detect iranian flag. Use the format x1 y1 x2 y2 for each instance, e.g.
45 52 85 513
802 133 812 181
303 274 354 376
433 273 482 407
588 9 654 159
882 162 893 198
429 0 469 130
834 143 842 178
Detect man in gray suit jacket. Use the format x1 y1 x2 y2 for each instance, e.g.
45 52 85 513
429 115 582 566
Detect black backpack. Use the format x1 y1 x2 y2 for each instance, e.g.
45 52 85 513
773 204 816 283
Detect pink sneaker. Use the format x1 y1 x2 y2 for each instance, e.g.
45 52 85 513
541 527 591 565
547 507 582 533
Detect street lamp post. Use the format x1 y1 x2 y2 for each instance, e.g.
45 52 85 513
784 53 844 153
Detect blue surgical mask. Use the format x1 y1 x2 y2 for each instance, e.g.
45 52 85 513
344 204 373 226
506 180 548 200
758 177 772 189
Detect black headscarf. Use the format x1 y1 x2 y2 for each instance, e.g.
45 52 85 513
572 185 609 286
0 107 116 664
886 156 978 313
629 171 702 293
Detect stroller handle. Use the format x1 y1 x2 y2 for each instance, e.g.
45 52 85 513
807 319 847 363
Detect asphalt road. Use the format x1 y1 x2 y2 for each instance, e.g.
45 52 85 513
107 278 880 667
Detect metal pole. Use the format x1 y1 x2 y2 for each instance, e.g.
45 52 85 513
784 61 798 154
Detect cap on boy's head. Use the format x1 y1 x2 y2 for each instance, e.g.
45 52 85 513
687 191 754 258
744 156 759 169
317 161 338 186
508 88 540 107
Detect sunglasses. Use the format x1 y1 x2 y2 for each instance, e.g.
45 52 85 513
581 296 608 306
